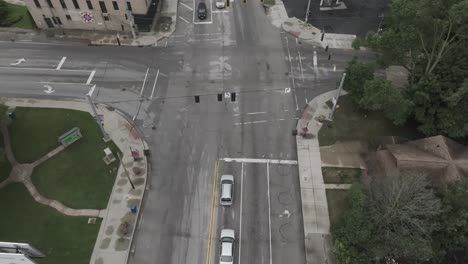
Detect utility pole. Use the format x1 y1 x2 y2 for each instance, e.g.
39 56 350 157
86 95 111 142
328 72 346 120
305 0 312 22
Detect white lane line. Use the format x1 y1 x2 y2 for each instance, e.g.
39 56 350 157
140 68 149 97
278 118 285 121
0 66 91 72
313 51 318 67
40 81 91 86
180 2 193 10
238 162 244 264
150 69 160 99
87 84 96 96
234 120 267 125
296 38 304 81
246 111 267 115
220 158 298 165
267 163 272 264
294 91 299 110
210 0 213 23
212 10 229 13
305 98 308 103
86 70 96 85
179 16 190 24
285 37 296 89
56 57 67 70
193 21 214 24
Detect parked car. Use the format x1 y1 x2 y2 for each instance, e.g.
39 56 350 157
216 0 225 9
220 175 234 206
197 2 208 20
219 229 235 264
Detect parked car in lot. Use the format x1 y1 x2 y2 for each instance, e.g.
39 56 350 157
220 175 234 206
216 0 225 8
197 2 208 20
219 229 235 264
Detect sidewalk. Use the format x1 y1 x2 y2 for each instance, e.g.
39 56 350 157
265 1 356 49
3 97 148 264
0 0 177 46
296 90 337 264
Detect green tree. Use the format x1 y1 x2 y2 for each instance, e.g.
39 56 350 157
0 0 9 27
343 59 375 104
358 79 413 125
332 184 372 264
353 0 468 138
432 182 468 263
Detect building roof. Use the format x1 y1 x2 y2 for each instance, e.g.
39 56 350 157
368 135 468 190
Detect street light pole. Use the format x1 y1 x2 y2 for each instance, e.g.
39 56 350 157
328 72 346 120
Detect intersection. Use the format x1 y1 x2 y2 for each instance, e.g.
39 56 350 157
0 0 373 263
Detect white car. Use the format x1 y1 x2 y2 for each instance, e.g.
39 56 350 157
219 229 235 264
216 0 225 9
220 175 234 206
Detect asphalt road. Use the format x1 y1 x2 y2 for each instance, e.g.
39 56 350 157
0 0 375 263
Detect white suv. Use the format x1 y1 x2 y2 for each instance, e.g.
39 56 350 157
219 229 235 264
220 175 234 206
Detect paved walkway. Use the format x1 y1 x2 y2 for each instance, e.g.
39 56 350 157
296 89 338 264
2 98 148 264
0 0 177 46
320 140 368 168
0 124 101 217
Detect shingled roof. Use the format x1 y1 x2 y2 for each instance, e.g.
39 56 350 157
368 136 468 190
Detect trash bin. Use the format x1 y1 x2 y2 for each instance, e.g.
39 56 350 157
130 205 137 214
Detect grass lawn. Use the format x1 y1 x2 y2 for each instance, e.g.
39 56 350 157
0 132 11 182
326 189 350 226
322 167 362 184
10 107 120 209
0 183 101 264
5 3 36 29
318 95 421 146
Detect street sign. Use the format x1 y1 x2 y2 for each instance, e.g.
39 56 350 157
58 127 82 146
284 88 291 93
224 92 231 98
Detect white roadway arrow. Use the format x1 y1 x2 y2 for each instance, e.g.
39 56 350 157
43 85 55 94
10 58 26 66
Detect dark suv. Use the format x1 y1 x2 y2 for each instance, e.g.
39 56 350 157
197 2 207 20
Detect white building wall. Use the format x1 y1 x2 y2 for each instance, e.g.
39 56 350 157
24 0 148 31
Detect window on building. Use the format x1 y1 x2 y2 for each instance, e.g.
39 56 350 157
52 16 58 24
59 0 66 8
103 14 110 21
121 24 124 31
124 13 127 20
56 16 63 24
72 0 79 8
126 1 131 11
46 0 53 8
86 0 93 9
112 1 118 10
99 1 107 13
33 0 41 8
66 14 72 20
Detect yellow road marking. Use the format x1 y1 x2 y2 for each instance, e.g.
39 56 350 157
205 160 219 264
